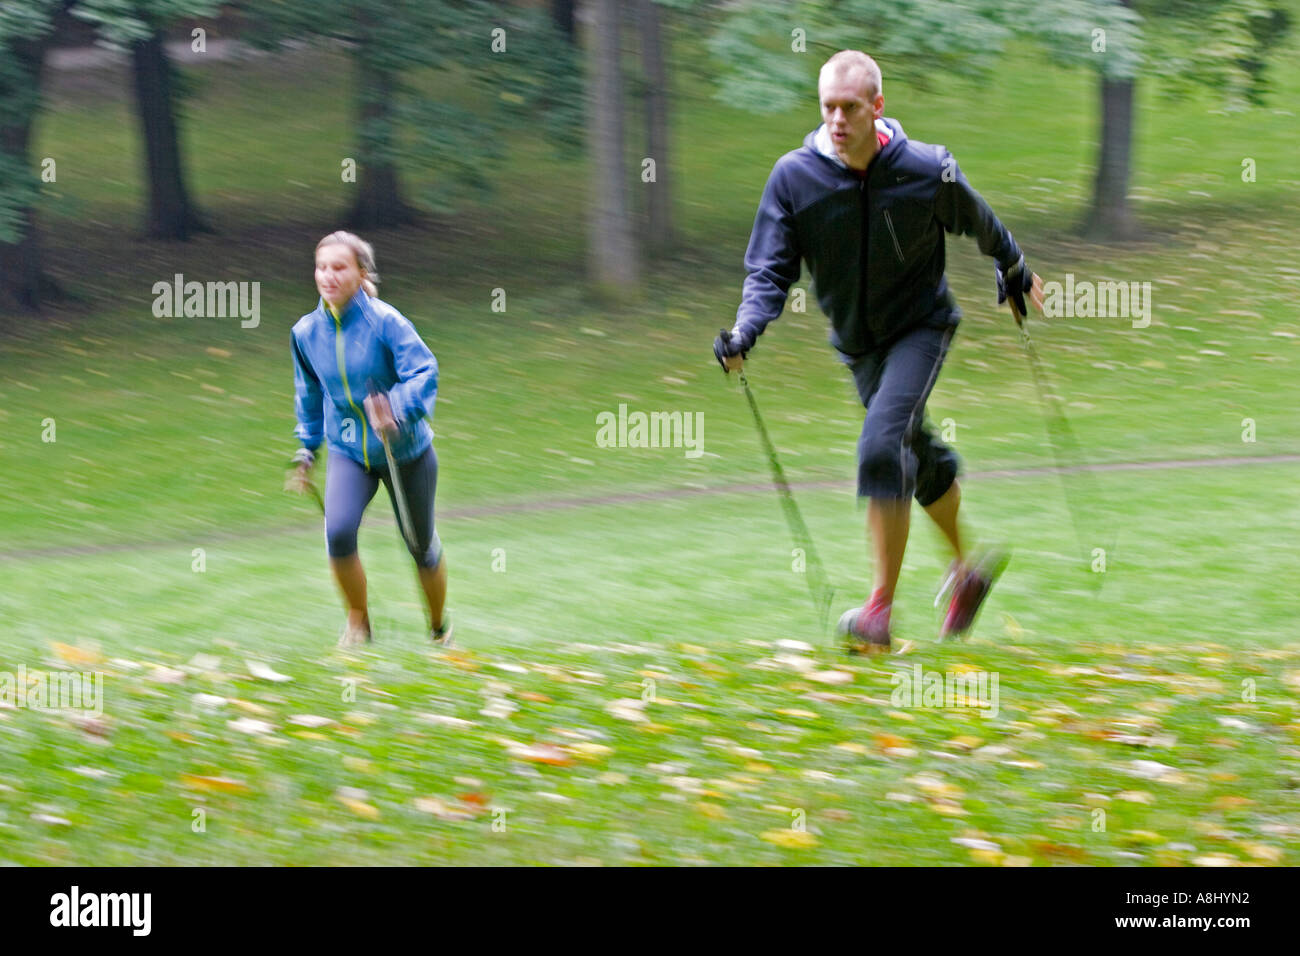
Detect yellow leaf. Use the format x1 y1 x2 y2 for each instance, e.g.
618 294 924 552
336 794 380 819
1237 843 1282 863
774 707 816 723
230 698 272 715
51 642 102 666
697 802 727 819
1116 791 1156 804
1212 796 1253 810
180 774 250 794
566 742 613 763
760 829 818 848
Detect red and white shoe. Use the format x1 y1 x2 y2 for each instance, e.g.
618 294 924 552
837 596 892 655
938 550 1009 640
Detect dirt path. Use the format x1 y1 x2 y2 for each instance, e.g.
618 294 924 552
3 453 1295 563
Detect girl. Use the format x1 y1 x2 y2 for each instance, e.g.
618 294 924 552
287 231 450 646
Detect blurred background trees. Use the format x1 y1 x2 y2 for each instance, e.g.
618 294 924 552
0 0 1292 316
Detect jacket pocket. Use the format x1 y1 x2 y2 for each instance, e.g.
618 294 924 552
882 209 905 264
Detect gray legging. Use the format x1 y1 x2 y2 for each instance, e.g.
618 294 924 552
324 445 442 568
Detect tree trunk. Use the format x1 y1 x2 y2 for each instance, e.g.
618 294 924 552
0 31 57 314
347 61 419 230
551 0 576 43
130 31 208 240
638 0 674 256
1082 72 1139 240
587 0 639 295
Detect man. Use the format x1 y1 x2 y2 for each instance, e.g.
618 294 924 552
714 50 1045 653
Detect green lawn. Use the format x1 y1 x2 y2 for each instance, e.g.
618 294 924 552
1 38 1297 865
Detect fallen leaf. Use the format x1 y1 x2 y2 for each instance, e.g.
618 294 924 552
1212 796 1253 810
335 787 379 819
760 829 818 848
605 698 649 723
246 660 292 683
414 796 476 820
180 774 250 794
51 643 102 666
287 715 334 728
227 717 274 735
506 742 573 766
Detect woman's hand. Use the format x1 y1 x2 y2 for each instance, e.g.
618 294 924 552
364 391 399 438
284 461 312 495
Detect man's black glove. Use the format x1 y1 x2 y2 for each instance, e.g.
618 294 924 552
995 255 1033 320
713 326 755 373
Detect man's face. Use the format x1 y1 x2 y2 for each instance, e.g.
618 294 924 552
819 69 883 162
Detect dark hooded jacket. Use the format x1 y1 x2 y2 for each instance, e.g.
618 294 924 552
736 117 1023 357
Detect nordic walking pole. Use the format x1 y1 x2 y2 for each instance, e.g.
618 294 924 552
719 330 836 630
367 380 420 555
1008 300 1110 586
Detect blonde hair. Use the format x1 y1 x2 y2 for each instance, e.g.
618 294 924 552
316 230 380 297
820 50 883 101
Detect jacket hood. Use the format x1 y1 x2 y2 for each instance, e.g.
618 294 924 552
805 116 906 169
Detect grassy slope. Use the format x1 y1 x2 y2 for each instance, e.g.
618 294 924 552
1 38 1297 865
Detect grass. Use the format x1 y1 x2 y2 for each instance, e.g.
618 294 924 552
1 35 1298 865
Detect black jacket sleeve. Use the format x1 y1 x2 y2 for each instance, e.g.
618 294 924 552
933 149 1023 272
736 161 802 344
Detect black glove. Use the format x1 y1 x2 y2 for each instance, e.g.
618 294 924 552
713 326 755 373
995 255 1033 320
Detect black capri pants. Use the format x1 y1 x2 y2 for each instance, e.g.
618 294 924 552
840 323 961 506
324 444 443 568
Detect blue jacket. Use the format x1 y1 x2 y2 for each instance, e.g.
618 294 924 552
737 118 1024 357
291 288 438 470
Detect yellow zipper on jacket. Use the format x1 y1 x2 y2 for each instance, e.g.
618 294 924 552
332 309 370 470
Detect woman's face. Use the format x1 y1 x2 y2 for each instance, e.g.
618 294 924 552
315 243 363 308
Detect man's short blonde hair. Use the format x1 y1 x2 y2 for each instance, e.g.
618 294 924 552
820 50 882 101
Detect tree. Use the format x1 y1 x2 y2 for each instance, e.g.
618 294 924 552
0 0 68 314
588 0 639 293
1082 0 1291 238
241 0 580 229
706 0 1289 241
551 0 576 43
74 1 219 240
637 0 675 255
